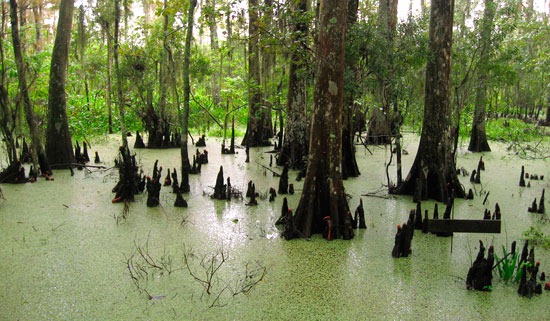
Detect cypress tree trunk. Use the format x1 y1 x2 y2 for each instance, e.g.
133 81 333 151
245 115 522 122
392 0 464 202
242 0 270 147
261 0 274 138
342 0 360 179
46 0 75 169
366 0 398 145
9 0 51 176
0 1 18 165
292 0 350 239
277 0 308 169
105 21 113 134
468 0 494 152
143 0 172 149
114 0 127 148
76 5 90 106
179 0 197 193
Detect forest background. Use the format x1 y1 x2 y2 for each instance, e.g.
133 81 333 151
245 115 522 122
0 0 548 168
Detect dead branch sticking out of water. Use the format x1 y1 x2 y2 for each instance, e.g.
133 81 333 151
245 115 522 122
114 201 130 224
125 237 179 293
124 239 267 308
228 261 267 297
183 245 226 297
182 244 267 308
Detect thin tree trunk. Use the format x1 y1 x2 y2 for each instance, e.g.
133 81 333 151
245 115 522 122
468 0 494 152
179 0 197 193
114 0 127 148
0 1 19 165
292 0 350 240
366 0 398 145
261 0 274 137
205 0 220 109
242 0 269 147
46 0 75 169
77 4 90 106
0 0 18 164
31 0 42 52
104 21 113 134
9 0 51 176
341 0 360 179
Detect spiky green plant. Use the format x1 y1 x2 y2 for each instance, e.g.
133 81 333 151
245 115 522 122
494 244 519 283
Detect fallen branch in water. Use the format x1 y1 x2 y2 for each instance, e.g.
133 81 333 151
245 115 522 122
255 161 281 177
361 193 396 199
53 163 108 169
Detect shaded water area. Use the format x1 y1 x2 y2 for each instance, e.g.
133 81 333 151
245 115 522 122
1 134 549 320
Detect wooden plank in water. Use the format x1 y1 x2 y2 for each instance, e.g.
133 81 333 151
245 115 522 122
426 219 501 234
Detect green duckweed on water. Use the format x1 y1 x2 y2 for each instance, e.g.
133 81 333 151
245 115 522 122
0 134 549 320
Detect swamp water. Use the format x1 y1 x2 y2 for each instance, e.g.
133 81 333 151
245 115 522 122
0 134 549 320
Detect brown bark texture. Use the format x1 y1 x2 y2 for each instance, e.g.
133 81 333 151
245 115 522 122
292 0 350 239
468 0 494 152
242 0 270 147
366 0 399 146
46 0 76 168
341 0 360 179
277 0 308 169
179 0 197 193
392 0 464 202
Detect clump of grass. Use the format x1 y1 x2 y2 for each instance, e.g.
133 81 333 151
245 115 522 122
494 240 539 285
494 241 519 284
522 226 550 249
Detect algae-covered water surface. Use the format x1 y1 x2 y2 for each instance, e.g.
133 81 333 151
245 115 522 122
1 135 549 320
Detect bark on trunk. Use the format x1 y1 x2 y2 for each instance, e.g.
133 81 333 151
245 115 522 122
143 2 174 149
9 0 51 176
0 2 18 165
366 0 398 145
292 0 350 239
392 0 464 202
242 0 270 147
105 21 113 134
205 0 221 108
277 0 308 169
46 0 75 169
179 0 197 193
468 0 494 152
31 0 42 52
342 0 360 179
114 0 128 148
261 0 274 138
